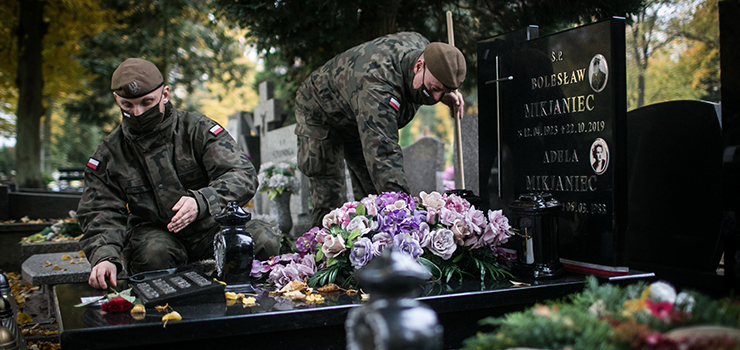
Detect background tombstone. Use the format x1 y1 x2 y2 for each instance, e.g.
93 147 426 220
250 82 311 237
625 100 723 278
452 114 480 198
479 18 629 273
402 137 446 196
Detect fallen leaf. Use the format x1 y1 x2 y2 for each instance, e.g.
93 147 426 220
16 313 33 324
78 250 86 258
317 283 340 293
61 254 71 260
242 297 257 307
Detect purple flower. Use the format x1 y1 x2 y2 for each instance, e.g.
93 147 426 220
394 232 423 259
250 260 270 278
296 228 321 254
349 237 374 269
266 255 317 288
376 192 416 214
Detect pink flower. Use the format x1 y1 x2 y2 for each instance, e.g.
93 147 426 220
465 207 487 234
346 216 371 235
428 228 457 260
439 207 463 226
340 201 359 215
322 234 346 259
322 208 350 229
361 195 378 216
371 232 393 256
444 193 470 213
451 219 472 246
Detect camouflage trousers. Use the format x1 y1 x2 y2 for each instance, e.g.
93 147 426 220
121 219 281 275
295 83 407 228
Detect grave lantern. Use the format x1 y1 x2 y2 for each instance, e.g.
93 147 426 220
214 202 255 293
346 248 442 350
510 193 564 279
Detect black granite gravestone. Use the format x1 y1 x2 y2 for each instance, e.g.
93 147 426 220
626 100 723 273
479 18 628 273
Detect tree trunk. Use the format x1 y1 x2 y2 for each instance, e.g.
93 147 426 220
15 0 47 188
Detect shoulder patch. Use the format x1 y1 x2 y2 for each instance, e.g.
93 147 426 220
209 124 224 136
389 97 400 111
86 157 100 170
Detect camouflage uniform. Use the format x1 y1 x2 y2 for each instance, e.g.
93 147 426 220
296 32 429 227
78 102 279 275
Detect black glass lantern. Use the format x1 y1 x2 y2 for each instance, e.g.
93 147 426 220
510 193 564 279
214 202 255 293
346 249 442 350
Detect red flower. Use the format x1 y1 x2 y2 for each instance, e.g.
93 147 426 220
101 297 133 313
646 300 674 320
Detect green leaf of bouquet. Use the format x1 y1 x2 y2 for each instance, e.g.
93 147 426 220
330 225 343 235
316 248 324 262
327 257 338 267
356 203 366 216
268 191 277 200
418 257 442 281
347 228 361 242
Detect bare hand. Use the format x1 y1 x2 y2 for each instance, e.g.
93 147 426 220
168 196 198 233
441 90 464 119
89 260 117 290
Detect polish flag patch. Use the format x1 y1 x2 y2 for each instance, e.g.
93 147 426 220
87 158 100 170
209 124 224 136
389 97 400 111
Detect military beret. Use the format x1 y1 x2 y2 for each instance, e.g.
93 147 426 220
424 42 467 89
111 58 164 98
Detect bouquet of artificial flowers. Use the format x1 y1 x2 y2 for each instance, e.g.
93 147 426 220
251 190 516 288
257 161 299 200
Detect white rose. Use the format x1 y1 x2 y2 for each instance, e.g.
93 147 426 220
648 281 677 303
322 234 346 259
428 228 457 260
420 191 445 211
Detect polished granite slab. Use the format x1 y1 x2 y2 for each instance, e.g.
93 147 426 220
54 271 654 350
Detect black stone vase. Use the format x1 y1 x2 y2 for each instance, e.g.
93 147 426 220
345 249 442 350
214 202 255 293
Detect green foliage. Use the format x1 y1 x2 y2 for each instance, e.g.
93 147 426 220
462 276 740 350
66 0 251 128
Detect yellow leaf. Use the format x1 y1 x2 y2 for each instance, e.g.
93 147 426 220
16 313 33 324
162 311 181 321
78 250 86 258
225 292 238 300
61 254 71 260
242 297 257 307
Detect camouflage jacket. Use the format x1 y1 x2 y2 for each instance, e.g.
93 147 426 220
295 31 429 193
77 102 258 268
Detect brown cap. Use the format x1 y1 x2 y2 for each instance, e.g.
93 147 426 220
423 42 466 89
111 58 164 98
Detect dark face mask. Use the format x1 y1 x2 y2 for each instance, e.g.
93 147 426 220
410 67 441 105
120 96 164 134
